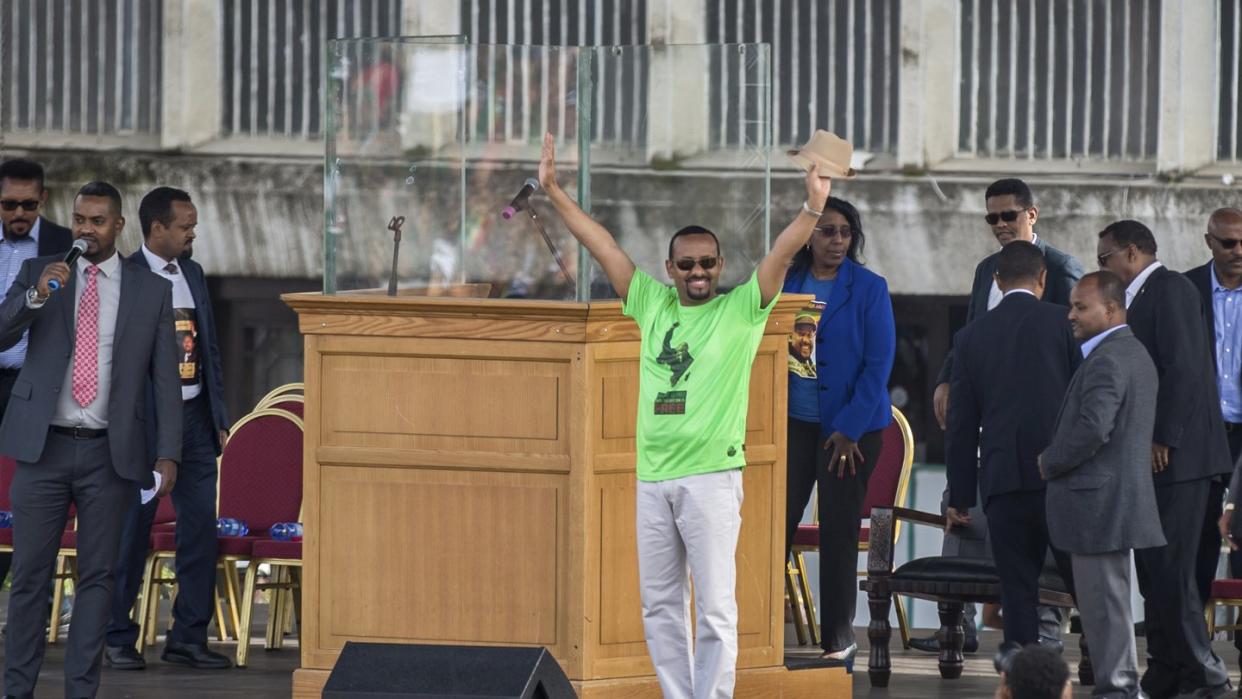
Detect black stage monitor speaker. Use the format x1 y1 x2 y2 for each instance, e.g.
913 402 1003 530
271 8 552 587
322 642 576 699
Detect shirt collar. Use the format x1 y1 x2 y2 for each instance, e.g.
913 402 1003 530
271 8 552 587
1081 324 1127 358
1002 288 1037 299
1 216 41 245
1210 262 1242 293
1125 261 1163 307
79 250 120 278
141 244 177 273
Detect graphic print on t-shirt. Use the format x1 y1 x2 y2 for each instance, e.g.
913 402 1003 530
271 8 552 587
654 322 694 415
175 308 200 385
787 300 824 380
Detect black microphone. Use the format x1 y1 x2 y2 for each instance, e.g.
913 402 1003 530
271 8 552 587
501 178 540 219
47 239 89 291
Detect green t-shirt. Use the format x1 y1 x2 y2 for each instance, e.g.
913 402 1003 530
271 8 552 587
622 269 778 482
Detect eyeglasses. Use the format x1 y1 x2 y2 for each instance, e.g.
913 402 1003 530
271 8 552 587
813 225 852 240
1097 247 1127 267
1209 233 1242 250
984 209 1028 225
673 256 719 272
0 199 39 212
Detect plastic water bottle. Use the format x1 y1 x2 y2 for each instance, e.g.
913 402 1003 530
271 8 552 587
0 511 11 528
270 522 303 541
216 517 249 537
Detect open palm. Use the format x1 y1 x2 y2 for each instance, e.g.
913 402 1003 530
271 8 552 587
539 132 559 191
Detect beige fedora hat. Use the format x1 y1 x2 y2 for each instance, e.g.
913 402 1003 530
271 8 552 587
786 130 857 179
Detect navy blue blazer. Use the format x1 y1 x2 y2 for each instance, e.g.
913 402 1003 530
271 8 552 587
782 257 895 441
946 292 1081 509
936 236 1084 386
128 250 230 456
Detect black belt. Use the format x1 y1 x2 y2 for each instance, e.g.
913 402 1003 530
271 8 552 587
50 425 107 439
1226 422 1242 433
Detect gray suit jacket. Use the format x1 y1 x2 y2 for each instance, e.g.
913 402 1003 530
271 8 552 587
1040 326 1166 554
0 253 182 486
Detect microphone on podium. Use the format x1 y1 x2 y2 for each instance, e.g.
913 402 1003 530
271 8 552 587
501 178 540 219
47 239 89 291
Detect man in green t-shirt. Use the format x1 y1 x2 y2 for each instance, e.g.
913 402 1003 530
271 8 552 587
539 133 831 699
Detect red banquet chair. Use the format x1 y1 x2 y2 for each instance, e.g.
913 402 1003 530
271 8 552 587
786 406 917 647
136 408 304 655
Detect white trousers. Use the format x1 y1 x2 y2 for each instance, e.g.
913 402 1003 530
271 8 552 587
636 468 744 699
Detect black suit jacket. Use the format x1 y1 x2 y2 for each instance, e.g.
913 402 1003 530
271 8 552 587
937 236 1084 385
1127 265 1233 485
35 217 73 257
1186 262 1240 405
946 292 1082 509
128 250 230 456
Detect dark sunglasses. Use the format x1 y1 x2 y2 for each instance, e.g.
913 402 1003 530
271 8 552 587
0 199 39 212
1097 247 1127 267
813 225 852 239
984 209 1028 225
1209 233 1242 250
673 256 719 272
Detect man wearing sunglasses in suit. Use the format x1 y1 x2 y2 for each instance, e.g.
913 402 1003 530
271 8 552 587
1098 219 1233 698
0 158 72 602
1190 208 1242 679
912 178 1085 656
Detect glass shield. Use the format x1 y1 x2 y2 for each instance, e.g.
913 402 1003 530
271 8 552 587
323 39 771 300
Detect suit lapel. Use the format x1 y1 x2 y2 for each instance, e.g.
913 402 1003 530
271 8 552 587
60 267 77 342
114 260 139 353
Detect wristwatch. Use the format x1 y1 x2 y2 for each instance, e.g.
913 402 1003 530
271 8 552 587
25 287 47 308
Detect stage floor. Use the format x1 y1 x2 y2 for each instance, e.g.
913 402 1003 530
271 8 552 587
4 592 1240 699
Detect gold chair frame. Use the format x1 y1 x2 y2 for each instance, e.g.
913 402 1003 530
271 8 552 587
133 408 303 653
254 383 305 410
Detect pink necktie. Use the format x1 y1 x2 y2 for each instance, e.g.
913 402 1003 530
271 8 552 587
72 265 101 407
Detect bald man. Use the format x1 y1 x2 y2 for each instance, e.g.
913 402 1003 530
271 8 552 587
1191 208 1242 668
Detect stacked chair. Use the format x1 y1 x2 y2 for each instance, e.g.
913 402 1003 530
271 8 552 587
128 382 305 664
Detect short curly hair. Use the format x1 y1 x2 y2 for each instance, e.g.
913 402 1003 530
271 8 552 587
1004 645 1070 699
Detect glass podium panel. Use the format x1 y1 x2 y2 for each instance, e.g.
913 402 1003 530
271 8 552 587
324 39 771 300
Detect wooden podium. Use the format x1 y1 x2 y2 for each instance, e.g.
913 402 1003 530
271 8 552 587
283 290 850 698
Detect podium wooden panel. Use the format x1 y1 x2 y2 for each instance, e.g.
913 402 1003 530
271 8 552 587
284 291 850 697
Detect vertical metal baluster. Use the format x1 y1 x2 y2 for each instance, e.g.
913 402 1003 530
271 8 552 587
845 0 854 143
862 0 872 149
809 0 818 142
1064 0 1073 157
1006 0 1016 157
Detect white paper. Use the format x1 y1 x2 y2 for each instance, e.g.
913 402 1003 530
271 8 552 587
140 470 162 505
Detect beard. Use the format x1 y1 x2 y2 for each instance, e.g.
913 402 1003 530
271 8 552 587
178 247 194 261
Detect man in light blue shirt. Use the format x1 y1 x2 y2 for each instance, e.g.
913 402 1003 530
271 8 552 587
0 158 72 594
1189 207 1242 667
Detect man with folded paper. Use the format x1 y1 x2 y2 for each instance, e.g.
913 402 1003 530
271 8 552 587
537 129 842 699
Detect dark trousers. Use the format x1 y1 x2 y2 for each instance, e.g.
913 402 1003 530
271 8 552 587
1136 477 1230 695
982 490 1075 648
0 367 21 587
107 394 219 648
3 432 131 699
783 417 883 653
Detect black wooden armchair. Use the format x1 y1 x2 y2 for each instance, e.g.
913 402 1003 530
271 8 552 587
858 505 1090 688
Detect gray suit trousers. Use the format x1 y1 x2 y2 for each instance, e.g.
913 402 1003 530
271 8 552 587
4 432 132 699
1072 551 1140 698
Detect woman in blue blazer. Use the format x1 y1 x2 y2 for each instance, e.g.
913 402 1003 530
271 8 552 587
782 196 896 660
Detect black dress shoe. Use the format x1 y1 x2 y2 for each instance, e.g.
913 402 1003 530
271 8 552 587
161 639 232 669
908 634 979 654
104 644 146 670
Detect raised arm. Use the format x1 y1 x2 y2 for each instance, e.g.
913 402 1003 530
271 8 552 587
538 132 636 300
755 164 832 307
